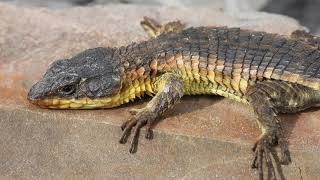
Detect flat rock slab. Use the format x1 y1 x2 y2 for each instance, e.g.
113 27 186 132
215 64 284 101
0 2 319 179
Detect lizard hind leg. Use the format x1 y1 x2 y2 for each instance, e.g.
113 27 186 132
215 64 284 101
140 16 186 38
247 80 320 179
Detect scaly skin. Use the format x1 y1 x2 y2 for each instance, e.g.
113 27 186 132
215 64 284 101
28 17 320 180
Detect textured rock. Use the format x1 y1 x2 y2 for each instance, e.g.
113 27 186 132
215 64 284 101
0 2 319 179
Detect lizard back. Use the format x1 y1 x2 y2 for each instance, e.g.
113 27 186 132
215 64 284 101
117 26 320 102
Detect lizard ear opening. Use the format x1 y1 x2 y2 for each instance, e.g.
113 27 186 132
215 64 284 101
81 74 122 98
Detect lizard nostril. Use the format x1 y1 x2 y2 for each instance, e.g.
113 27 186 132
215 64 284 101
27 81 47 102
27 86 39 101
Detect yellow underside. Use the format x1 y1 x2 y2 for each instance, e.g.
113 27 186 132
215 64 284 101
183 79 248 103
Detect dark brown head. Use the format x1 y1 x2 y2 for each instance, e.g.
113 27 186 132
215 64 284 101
28 47 123 109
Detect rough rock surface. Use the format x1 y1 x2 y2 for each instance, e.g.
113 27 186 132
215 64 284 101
0 2 319 179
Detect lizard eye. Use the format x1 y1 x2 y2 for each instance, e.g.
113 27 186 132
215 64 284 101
59 85 76 95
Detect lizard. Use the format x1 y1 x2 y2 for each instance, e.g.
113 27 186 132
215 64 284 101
27 17 320 180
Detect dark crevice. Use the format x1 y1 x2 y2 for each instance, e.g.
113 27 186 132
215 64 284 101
72 0 95 6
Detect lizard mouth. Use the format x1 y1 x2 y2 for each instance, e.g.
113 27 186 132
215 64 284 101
29 96 120 109
28 83 145 109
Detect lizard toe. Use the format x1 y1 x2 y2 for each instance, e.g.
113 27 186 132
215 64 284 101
145 128 154 140
119 118 137 144
278 137 291 165
129 119 148 153
119 108 156 153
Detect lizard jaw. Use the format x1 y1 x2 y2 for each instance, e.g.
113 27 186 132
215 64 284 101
29 96 122 109
28 79 151 109
28 84 144 109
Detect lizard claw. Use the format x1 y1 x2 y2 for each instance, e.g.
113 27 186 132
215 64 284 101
119 108 155 153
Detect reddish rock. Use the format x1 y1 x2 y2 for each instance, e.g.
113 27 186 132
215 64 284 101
0 2 318 179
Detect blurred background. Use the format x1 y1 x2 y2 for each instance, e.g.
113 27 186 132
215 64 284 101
0 0 320 35
1 0 319 34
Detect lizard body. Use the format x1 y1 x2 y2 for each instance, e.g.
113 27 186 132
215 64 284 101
28 17 320 179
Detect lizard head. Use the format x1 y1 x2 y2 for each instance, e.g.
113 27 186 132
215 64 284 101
28 47 124 109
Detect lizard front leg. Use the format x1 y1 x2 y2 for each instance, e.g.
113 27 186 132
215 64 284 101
119 72 184 153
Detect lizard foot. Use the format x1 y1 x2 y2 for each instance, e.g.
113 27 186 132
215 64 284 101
119 108 155 153
251 133 291 180
251 134 277 180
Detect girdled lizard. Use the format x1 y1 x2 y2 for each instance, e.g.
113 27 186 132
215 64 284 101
28 17 320 180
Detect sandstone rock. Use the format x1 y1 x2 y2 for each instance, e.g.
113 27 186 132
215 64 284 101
0 2 319 179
